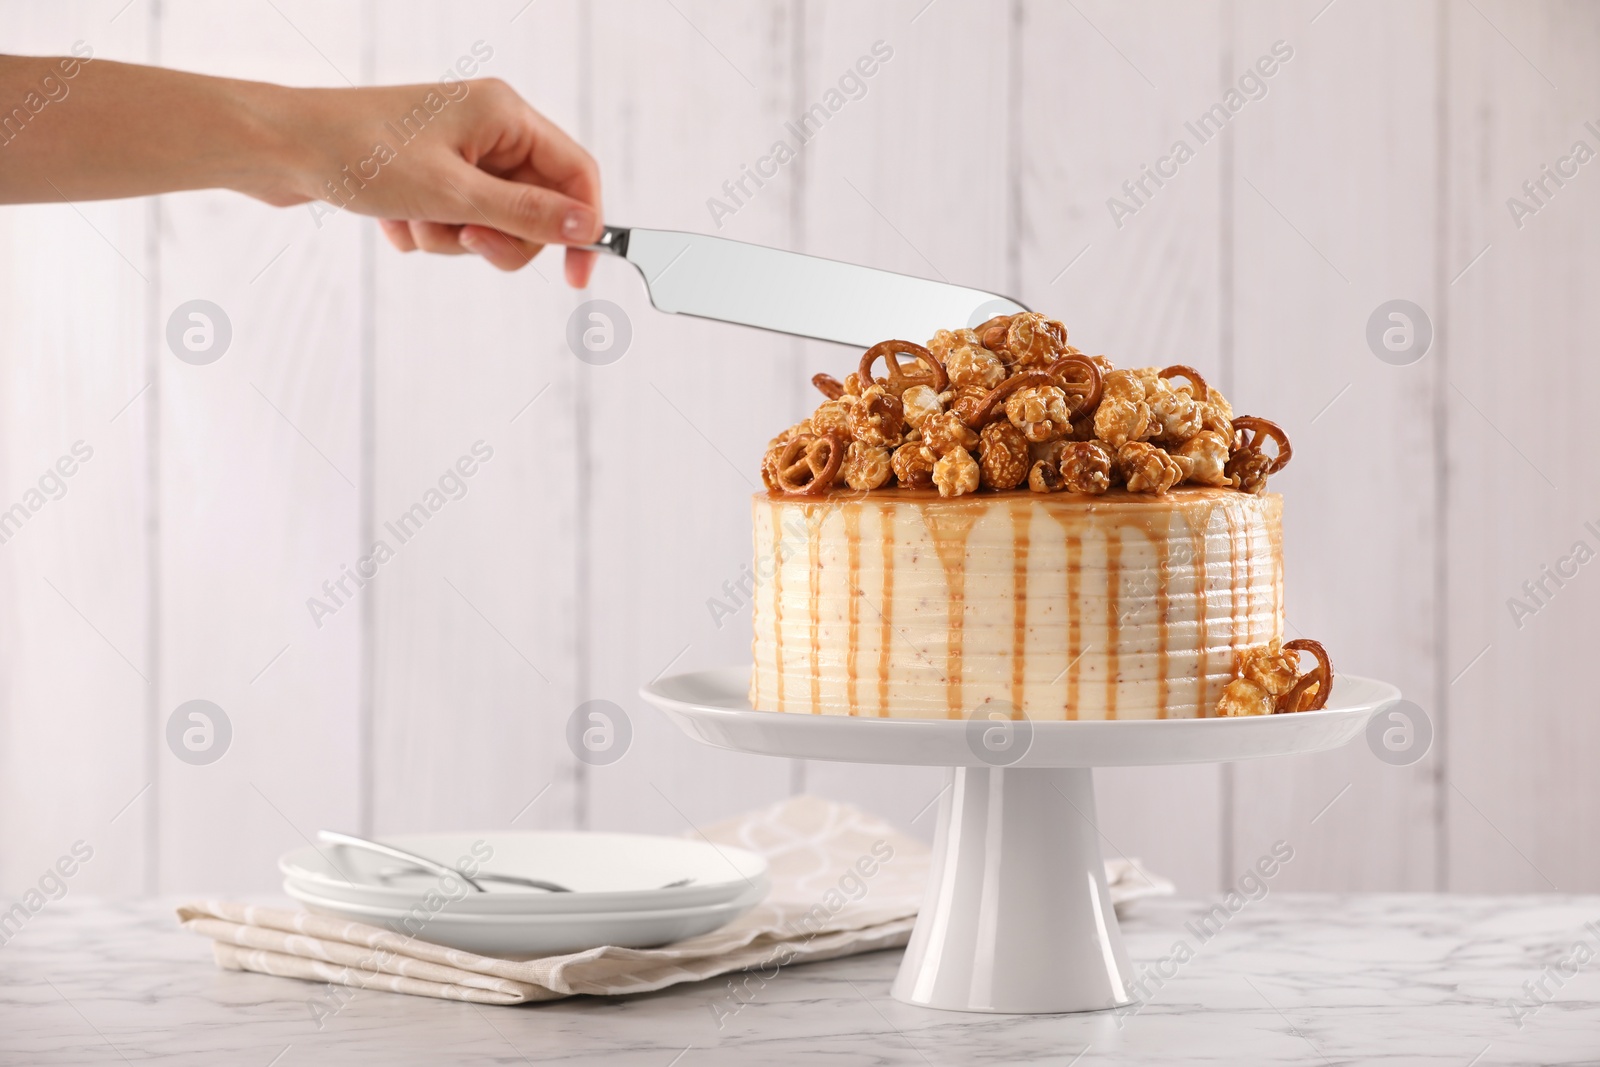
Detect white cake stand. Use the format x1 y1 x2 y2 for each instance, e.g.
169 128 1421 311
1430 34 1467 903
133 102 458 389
640 668 1399 1015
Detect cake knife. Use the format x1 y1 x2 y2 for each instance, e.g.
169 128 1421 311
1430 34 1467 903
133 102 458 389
586 225 1028 348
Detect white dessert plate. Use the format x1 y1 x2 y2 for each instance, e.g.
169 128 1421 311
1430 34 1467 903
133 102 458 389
279 831 768 915
641 667 1401 768
283 879 767 959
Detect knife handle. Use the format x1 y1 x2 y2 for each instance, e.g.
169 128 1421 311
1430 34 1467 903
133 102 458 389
587 225 630 257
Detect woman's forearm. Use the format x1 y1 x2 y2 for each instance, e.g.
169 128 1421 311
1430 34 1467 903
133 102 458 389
0 49 604 281
0 53 308 206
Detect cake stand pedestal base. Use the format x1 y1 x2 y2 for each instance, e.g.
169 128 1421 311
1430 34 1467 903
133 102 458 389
894 766 1130 1013
641 667 1399 1015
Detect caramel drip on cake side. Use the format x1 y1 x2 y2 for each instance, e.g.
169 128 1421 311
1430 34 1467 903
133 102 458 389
1009 499 1031 719
844 504 861 716
1039 502 1083 721
877 501 895 718
1271 508 1285 633
1066 531 1083 720
1154 524 1170 719
808 507 821 714
1104 525 1122 720
1225 506 1242 662
1187 509 1210 716
772 509 785 712
921 503 981 720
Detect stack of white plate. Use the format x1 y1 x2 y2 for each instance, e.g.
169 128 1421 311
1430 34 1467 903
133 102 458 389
279 831 770 960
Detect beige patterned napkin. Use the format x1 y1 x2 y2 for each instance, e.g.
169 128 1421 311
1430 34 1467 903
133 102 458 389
177 795 1171 1007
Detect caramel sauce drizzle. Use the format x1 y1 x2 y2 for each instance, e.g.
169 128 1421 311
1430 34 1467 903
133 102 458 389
877 502 895 718
922 504 981 719
844 505 861 716
1154 524 1170 719
1009 499 1031 719
1066 532 1082 720
1105 525 1122 720
1188 511 1211 715
772 508 785 712
806 506 827 715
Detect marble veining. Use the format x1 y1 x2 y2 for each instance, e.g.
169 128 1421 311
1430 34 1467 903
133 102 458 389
2 896 1599 1065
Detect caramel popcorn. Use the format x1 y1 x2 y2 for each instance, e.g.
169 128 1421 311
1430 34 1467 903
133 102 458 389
1100 369 1146 402
1146 376 1204 443
1060 441 1112 494
1028 459 1066 493
978 421 1030 490
945 342 1008 390
810 398 855 439
1005 384 1073 443
1093 396 1152 450
932 448 980 498
1116 441 1185 494
901 384 945 429
989 312 1070 367
921 410 980 456
1216 638 1332 716
848 388 905 448
843 441 893 491
1173 430 1230 487
765 322 1295 499
891 441 936 489
1217 677 1274 717
1240 639 1300 697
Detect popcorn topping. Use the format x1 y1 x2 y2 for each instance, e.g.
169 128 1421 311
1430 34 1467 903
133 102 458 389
771 313 1293 499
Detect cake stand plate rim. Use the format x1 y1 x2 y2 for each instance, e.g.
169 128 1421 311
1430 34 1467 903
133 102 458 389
639 667 1400 768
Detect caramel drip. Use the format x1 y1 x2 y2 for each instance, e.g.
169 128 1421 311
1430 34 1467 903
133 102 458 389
808 506 821 715
844 505 861 716
1154 524 1170 719
1188 511 1211 716
1271 511 1285 635
1009 499 1031 719
1225 507 1242 660
877 502 895 718
921 504 981 719
1066 533 1082 720
1105 526 1121 720
773 508 785 712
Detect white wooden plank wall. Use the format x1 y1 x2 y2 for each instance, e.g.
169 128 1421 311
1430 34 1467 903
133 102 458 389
1 0 1594 896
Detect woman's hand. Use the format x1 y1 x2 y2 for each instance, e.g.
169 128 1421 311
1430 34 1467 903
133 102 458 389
276 78 603 285
0 56 603 285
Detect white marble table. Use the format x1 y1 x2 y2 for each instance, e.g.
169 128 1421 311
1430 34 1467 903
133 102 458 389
3 895 1599 1065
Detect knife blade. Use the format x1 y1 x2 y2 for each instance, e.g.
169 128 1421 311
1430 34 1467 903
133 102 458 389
588 226 1027 348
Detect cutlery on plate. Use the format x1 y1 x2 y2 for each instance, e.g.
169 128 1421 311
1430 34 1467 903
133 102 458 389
317 831 696 893
317 830 569 893
587 225 1027 348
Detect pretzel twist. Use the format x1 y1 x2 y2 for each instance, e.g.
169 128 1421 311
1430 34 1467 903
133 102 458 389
811 373 845 401
774 433 844 495
1231 416 1292 474
1158 364 1210 403
859 340 949 394
962 371 1056 428
1277 639 1332 713
1044 353 1104 418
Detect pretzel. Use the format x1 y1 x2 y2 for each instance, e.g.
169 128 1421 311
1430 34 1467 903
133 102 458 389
1158 364 1210 402
1230 416 1292 474
859 340 949 395
1277 639 1332 712
811 372 845 401
960 371 1056 428
773 433 844 495
1044 354 1104 418
974 315 1015 353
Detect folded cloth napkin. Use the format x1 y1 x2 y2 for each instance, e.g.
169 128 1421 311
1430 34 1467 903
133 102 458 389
177 795 1172 1007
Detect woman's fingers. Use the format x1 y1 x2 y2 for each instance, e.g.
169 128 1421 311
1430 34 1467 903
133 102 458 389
459 224 544 271
379 218 418 252
452 162 602 251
